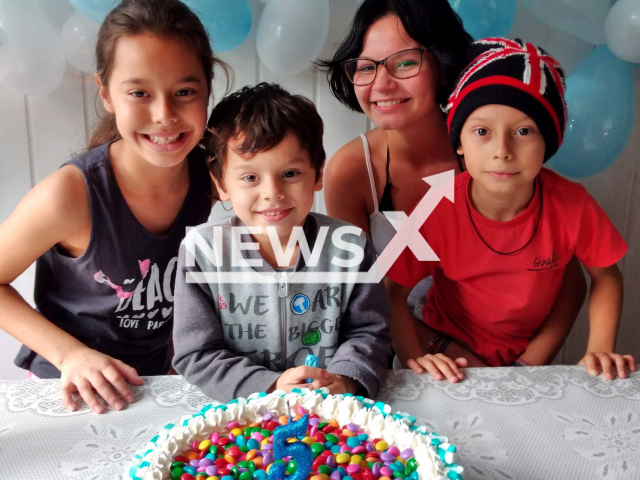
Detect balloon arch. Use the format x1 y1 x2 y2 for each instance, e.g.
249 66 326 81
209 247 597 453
0 0 637 177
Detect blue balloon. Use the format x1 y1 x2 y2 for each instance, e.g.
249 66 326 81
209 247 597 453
68 0 118 24
184 0 252 52
548 46 635 178
520 0 610 45
449 0 516 40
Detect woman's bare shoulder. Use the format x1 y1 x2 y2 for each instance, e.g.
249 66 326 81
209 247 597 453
326 130 384 177
325 137 367 191
323 135 372 230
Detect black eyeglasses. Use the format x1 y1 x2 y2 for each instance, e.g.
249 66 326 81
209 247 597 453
341 48 426 86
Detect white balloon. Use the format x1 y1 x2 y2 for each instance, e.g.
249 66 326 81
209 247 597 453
61 11 100 72
35 0 75 35
0 25 10 83
0 0 65 96
256 0 330 76
520 0 611 45
604 0 640 63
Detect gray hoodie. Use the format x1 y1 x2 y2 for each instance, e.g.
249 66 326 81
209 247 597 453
172 213 391 402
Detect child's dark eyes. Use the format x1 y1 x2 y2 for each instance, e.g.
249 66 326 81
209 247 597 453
472 127 534 136
283 170 300 179
240 171 300 183
128 90 196 98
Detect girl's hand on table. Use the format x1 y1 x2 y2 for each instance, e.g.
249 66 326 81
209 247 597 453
59 347 143 414
408 354 467 383
578 352 636 380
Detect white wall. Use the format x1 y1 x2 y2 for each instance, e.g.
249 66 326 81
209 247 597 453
1 0 639 378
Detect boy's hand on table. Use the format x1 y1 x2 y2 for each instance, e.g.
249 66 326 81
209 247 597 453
59 346 143 414
408 354 466 383
578 352 636 380
275 366 330 392
274 368 360 395
322 373 359 395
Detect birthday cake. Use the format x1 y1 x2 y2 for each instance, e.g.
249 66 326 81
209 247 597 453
125 388 463 480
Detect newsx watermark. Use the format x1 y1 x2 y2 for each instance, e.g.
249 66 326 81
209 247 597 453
184 171 454 284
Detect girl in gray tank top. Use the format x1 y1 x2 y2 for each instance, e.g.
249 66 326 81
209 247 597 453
14 143 211 378
0 0 225 414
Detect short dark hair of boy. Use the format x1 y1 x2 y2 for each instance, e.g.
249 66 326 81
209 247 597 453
206 83 326 188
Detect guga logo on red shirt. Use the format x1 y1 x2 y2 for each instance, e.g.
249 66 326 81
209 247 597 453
528 248 560 271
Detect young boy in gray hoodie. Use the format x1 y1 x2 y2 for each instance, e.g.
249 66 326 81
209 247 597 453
172 83 391 403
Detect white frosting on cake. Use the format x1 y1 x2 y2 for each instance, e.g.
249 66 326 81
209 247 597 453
125 390 463 480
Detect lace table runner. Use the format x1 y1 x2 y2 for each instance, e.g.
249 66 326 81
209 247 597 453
0 366 638 480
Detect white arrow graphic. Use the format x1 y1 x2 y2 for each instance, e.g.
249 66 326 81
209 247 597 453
360 169 455 283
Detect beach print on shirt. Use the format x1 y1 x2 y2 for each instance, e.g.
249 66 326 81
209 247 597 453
93 257 178 331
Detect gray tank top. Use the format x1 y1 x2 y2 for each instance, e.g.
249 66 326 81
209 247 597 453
14 142 212 378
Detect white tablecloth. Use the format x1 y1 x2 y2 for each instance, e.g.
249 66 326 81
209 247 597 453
1 366 639 480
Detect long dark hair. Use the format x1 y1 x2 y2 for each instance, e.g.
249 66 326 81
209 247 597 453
317 0 473 112
89 0 228 153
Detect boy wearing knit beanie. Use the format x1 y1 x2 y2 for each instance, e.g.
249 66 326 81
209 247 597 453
386 38 634 381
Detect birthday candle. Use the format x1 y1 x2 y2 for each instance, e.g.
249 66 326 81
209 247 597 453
305 354 318 384
267 413 312 480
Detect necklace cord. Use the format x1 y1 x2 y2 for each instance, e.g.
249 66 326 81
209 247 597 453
466 177 543 256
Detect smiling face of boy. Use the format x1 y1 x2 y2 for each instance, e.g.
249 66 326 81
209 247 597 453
214 132 324 252
458 104 546 200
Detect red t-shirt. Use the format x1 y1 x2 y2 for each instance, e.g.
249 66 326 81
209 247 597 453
387 169 628 366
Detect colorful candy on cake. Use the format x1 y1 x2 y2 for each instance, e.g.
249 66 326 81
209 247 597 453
125 389 463 480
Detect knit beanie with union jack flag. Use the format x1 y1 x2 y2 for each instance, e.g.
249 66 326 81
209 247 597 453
446 38 567 162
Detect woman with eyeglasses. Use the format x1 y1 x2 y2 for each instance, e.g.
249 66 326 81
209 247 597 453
319 0 587 380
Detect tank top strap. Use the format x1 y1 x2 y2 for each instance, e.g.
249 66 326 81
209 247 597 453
360 133 379 215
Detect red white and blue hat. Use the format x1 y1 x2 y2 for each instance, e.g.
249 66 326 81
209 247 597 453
446 38 567 162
